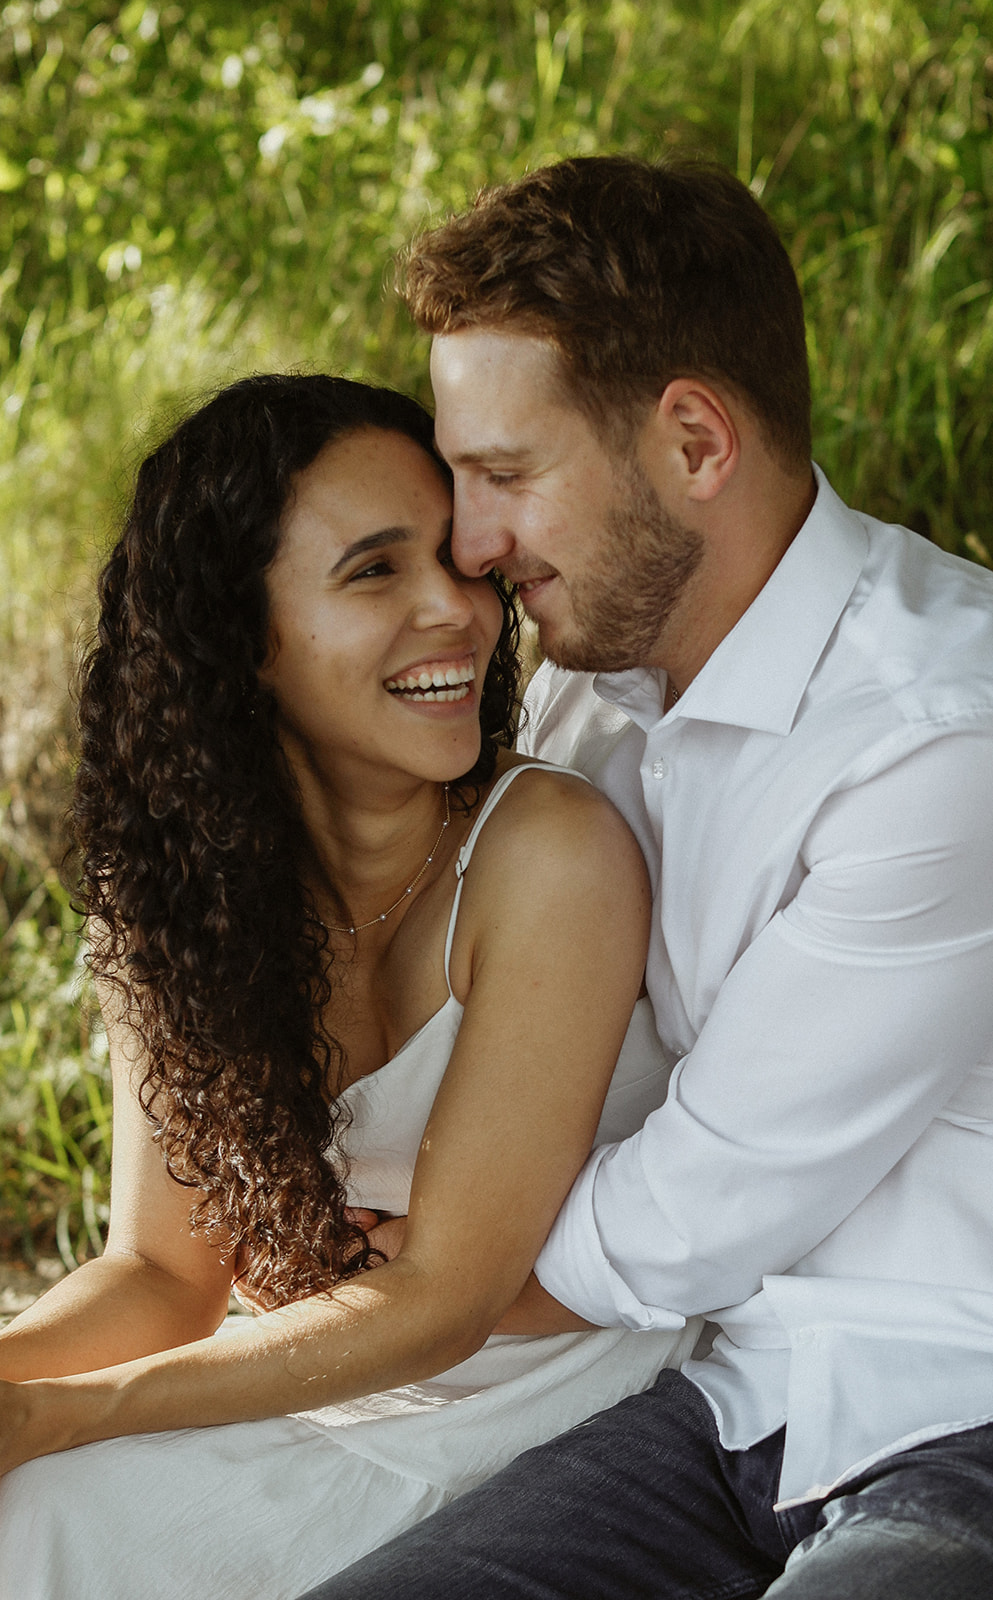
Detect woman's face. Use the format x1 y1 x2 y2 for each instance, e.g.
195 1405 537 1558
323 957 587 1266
260 427 505 793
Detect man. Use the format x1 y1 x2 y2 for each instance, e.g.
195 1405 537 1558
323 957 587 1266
300 156 993 1596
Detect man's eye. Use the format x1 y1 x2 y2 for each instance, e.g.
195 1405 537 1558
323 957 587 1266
487 472 518 487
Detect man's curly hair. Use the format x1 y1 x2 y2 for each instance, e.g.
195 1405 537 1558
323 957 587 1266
72 373 520 1308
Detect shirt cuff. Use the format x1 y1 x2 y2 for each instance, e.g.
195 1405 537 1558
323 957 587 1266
534 1146 687 1334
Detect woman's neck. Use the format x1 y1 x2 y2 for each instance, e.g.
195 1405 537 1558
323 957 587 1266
288 753 454 935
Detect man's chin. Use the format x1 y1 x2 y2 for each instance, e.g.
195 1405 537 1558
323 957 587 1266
542 632 606 675
535 620 581 671
532 602 645 674
542 627 647 676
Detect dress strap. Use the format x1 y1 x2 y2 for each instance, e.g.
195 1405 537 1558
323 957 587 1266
441 761 591 996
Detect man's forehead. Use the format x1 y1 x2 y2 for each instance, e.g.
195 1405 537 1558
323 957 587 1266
430 329 576 458
430 326 562 389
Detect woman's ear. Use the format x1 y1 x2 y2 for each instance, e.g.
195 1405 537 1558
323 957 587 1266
653 379 740 500
257 628 280 685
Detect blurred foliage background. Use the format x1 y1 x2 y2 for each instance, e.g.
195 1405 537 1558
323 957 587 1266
2 0 991 1268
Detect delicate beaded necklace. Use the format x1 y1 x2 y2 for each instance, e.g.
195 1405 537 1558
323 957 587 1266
326 785 451 936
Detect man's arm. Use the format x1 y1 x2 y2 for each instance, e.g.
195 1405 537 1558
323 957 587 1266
535 730 993 1326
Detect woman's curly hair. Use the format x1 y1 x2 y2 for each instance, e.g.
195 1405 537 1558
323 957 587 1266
73 373 521 1308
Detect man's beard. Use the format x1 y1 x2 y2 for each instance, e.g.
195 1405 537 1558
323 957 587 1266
546 456 703 674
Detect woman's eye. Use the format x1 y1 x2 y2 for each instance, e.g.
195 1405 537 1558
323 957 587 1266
351 559 393 581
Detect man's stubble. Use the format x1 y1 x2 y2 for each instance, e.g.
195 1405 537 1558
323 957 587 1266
546 456 703 675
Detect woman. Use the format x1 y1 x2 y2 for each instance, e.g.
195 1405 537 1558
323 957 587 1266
0 375 696 1598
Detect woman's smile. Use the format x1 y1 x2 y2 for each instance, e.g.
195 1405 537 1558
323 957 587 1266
384 652 477 703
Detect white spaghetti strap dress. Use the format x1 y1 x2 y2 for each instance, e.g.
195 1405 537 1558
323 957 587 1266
0 765 699 1599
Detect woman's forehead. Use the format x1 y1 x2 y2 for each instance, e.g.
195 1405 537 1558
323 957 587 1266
275 430 452 569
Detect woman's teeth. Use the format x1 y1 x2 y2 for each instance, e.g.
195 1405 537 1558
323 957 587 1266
385 665 474 703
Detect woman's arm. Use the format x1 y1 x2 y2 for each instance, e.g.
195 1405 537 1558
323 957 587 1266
1 774 649 1470
0 984 234 1382
348 1214 592 1335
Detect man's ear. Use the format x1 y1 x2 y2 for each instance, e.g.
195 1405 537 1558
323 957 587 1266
653 379 739 500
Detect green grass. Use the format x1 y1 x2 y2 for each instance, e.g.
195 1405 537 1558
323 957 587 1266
2 0 992 1262
0 873 111 1266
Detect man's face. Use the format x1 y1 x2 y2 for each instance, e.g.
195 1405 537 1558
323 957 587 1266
430 328 702 672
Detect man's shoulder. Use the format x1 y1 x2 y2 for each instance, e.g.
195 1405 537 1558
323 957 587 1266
859 507 993 608
518 663 634 778
835 512 993 726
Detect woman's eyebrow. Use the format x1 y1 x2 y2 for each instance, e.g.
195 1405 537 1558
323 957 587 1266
328 527 411 576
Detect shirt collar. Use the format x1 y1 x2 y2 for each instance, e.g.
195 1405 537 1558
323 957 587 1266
593 466 869 736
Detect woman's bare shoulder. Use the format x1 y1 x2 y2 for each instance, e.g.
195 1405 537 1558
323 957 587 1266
446 754 651 1012
468 753 647 897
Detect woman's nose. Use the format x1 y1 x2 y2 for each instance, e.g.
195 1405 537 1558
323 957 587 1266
411 562 478 629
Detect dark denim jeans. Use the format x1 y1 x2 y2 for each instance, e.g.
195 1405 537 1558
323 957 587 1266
296 1368 993 1599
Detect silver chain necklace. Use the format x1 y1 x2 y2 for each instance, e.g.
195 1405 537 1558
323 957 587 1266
327 785 451 936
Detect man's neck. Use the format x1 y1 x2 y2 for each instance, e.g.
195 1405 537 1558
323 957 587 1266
652 465 816 695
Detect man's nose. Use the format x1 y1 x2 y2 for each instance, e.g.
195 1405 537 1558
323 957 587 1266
451 480 515 578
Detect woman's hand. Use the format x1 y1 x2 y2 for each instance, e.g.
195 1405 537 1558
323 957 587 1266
231 1213 396 1311
346 1209 408 1267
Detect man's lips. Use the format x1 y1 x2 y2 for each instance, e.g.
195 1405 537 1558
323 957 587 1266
513 573 557 610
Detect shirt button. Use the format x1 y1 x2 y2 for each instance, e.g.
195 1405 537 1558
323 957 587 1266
652 757 667 780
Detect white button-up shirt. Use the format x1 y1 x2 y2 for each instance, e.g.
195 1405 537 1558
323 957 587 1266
519 468 993 1505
